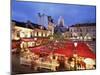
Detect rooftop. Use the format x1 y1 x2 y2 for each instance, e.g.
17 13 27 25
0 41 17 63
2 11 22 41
70 23 96 27
12 20 47 30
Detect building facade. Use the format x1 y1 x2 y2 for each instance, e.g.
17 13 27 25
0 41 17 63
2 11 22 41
32 28 50 37
69 23 96 41
37 13 48 27
12 22 33 40
12 21 51 49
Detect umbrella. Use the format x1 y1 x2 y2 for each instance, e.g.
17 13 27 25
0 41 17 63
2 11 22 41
84 58 96 69
84 58 95 65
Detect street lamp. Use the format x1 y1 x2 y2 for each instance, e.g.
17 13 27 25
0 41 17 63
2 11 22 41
74 42 78 57
34 38 37 46
34 38 37 41
74 42 78 70
74 42 78 48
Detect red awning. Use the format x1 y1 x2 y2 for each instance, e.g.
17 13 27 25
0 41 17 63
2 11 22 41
29 46 51 54
53 42 74 57
29 47 41 54
29 41 96 59
21 38 34 42
76 42 96 59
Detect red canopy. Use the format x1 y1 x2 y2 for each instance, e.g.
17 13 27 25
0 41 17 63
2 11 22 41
29 47 41 54
29 41 96 59
76 42 96 59
53 42 96 59
53 42 74 57
54 49 72 57
29 46 51 54
21 38 34 42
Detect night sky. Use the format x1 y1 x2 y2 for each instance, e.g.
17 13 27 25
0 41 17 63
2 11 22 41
12 0 96 26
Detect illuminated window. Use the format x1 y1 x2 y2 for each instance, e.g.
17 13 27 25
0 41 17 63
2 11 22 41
38 32 42 37
84 36 87 40
20 31 25 38
80 36 82 40
27 32 31 38
77 36 79 39
34 32 37 36
47 31 50 36
88 36 91 39
43 33 45 37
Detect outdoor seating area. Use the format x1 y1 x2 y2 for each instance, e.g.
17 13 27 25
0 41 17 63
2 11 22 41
20 40 96 72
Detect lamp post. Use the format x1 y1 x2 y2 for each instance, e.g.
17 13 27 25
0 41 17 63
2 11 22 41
34 38 37 46
74 42 78 70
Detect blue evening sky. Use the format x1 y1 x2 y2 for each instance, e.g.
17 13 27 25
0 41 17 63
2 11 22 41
12 0 96 26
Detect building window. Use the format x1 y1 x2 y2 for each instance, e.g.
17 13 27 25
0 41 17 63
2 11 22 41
32 32 34 37
34 32 37 36
47 32 50 37
88 36 91 40
38 32 42 37
20 31 25 38
37 32 38 36
27 32 31 38
43 33 45 37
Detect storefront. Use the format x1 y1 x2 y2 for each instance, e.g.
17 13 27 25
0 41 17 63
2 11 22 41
20 37 49 49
